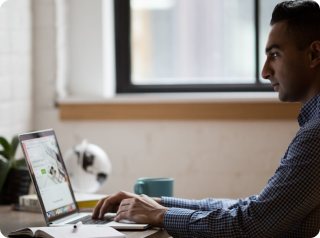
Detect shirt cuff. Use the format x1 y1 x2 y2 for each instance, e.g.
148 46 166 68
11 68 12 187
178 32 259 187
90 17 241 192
162 196 175 207
162 196 199 210
163 207 195 237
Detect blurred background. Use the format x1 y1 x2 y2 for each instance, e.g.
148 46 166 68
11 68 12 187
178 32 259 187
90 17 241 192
0 0 300 200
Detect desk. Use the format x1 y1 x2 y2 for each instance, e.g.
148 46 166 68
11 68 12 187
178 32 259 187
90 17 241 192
0 206 171 238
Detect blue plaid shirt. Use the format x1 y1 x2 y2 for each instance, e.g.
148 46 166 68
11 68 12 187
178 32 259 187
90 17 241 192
162 93 320 238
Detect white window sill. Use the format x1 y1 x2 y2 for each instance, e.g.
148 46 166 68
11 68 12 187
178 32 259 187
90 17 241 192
57 92 280 105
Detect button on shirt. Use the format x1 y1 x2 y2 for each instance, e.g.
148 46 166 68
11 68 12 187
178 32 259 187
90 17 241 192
162 93 320 238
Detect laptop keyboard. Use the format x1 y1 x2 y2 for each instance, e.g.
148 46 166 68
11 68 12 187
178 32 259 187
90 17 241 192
67 214 115 225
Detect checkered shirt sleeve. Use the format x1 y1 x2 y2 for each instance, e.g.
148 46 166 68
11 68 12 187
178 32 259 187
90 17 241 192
161 94 320 238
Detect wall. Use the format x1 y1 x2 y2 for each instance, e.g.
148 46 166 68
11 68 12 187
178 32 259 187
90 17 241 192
32 0 300 200
0 0 33 143
67 0 104 97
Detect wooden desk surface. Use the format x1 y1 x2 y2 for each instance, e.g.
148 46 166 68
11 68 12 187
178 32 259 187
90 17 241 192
0 206 171 238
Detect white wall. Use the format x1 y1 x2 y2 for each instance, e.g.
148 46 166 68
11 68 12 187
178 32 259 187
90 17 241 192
32 0 300 200
0 0 33 141
67 0 105 97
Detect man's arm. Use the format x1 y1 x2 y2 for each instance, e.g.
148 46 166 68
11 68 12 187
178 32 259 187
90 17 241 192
113 195 250 227
161 196 257 211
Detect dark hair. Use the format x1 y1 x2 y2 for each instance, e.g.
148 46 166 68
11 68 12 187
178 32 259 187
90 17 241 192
271 0 320 50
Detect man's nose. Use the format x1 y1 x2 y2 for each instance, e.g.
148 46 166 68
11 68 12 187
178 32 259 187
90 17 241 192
261 61 273 80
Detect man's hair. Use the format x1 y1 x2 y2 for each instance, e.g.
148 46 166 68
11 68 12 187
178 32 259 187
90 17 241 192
271 0 320 50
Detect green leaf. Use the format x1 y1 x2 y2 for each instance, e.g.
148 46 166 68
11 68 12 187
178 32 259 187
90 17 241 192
11 135 19 157
0 137 11 152
15 158 26 167
0 151 11 160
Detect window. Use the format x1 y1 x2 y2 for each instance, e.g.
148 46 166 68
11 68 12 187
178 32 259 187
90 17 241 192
114 0 283 93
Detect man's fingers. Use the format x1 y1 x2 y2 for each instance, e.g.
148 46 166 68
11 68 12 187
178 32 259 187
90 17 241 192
116 199 131 214
91 191 140 219
114 210 129 222
98 194 130 218
98 198 115 218
119 198 132 206
92 197 108 218
117 204 130 214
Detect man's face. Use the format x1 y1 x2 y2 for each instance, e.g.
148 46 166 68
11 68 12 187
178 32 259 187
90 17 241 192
261 21 313 105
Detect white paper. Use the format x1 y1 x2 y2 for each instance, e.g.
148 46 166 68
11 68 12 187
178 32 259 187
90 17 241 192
29 226 126 238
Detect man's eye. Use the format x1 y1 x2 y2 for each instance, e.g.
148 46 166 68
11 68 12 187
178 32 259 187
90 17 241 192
271 52 278 57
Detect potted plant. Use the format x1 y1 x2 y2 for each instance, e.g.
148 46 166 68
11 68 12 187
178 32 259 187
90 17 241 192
0 135 30 204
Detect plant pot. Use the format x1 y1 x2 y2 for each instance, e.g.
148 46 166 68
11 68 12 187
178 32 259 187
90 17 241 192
0 167 31 205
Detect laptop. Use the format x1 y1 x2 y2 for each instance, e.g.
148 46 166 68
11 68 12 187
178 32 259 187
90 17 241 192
19 129 150 230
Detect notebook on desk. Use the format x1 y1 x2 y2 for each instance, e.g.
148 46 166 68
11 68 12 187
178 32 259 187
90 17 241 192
19 129 150 230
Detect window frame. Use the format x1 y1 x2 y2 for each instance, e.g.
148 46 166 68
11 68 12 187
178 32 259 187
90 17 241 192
114 0 273 93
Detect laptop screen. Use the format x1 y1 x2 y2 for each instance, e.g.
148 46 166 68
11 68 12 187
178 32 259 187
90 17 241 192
20 130 79 223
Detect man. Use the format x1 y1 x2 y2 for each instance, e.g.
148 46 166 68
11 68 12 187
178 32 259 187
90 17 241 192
92 1 320 237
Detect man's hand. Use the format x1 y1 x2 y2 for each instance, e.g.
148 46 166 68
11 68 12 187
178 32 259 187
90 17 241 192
92 191 139 219
91 191 165 223
115 194 169 228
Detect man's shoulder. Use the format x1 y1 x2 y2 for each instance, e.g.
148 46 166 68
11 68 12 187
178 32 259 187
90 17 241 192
296 117 320 140
285 117 320 161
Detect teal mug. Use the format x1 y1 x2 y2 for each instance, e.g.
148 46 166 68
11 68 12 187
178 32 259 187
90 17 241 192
134 178 174 197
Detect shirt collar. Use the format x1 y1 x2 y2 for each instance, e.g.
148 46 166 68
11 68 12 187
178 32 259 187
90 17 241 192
298 93 320 127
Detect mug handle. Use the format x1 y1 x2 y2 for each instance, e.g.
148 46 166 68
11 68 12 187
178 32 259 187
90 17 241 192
134 181 146 195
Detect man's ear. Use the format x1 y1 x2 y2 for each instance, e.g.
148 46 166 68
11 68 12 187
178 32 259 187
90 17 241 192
310 41 320 68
